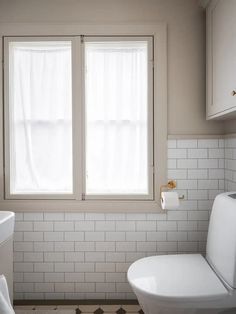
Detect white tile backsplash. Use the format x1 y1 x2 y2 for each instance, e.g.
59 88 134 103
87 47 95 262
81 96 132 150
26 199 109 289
13 137 236 300
187 148 208 159
177 139 198 148
225 138 236 191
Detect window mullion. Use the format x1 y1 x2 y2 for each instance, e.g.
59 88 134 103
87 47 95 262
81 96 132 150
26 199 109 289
72 36 83 201
147 36 154 200
81 35 87 201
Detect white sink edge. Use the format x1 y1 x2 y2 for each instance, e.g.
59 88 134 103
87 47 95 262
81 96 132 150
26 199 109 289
0 211 15 224
0 211 15 245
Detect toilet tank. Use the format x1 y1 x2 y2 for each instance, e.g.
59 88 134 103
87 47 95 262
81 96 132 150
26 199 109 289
206 192 236 288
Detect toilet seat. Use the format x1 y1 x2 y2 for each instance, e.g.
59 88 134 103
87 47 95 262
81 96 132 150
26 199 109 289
128 254 228 304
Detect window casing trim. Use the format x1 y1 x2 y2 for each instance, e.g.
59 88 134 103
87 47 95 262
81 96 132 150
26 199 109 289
0 23 167 211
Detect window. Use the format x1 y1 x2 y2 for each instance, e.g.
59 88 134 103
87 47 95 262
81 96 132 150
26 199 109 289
4 39 74 198
84 38 153 199
3 35 155 202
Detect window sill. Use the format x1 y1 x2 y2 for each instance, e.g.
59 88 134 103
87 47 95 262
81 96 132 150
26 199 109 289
0 199 163 212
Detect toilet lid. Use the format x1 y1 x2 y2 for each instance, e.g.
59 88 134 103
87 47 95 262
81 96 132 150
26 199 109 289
127 254 228 302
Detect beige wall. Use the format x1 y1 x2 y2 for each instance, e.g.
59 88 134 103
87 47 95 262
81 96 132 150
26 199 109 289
224 119 236 134
0 0 224 135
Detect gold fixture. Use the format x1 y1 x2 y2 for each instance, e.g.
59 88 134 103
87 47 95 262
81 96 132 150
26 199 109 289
231 90 236 96
160 180 184 200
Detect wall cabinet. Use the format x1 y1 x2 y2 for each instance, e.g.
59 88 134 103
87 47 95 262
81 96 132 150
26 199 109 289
207 0 236 119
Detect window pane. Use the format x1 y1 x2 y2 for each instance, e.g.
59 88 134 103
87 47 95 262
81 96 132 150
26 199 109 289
85 40 149 195
8 41 73 194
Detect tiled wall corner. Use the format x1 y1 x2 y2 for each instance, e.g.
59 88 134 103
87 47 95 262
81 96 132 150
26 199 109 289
225 138 236 191
12 137 233 300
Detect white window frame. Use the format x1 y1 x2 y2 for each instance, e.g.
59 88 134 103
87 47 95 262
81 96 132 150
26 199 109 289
0 23 167 212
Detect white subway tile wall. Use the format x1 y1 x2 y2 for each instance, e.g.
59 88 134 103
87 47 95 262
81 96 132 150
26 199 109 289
13 138 235 300
225 138 236 191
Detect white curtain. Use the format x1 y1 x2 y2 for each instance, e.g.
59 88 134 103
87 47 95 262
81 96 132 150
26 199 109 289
9 41 73 194
85 41 148 195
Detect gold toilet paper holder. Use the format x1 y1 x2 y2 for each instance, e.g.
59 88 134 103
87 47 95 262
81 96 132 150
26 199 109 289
160 180 184 200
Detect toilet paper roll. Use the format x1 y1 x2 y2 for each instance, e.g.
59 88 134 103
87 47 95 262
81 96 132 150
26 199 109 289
161 191 180 210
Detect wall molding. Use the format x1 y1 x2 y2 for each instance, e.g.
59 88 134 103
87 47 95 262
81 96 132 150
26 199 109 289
224 133 236 139
168 133 236 140
168 134 223 139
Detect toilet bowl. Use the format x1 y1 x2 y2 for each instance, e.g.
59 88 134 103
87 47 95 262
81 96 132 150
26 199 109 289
127 193 236 314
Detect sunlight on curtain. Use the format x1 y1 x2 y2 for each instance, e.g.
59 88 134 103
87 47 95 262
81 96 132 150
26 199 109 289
85 40 148 195
8 41 73 194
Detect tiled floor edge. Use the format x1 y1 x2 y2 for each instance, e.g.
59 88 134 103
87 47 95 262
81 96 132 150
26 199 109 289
14 299 139 306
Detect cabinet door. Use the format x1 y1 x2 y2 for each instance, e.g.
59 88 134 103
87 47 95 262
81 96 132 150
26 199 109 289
208 0 236 118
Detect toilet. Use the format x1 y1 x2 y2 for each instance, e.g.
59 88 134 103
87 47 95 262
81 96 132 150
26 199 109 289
127 192 236 314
